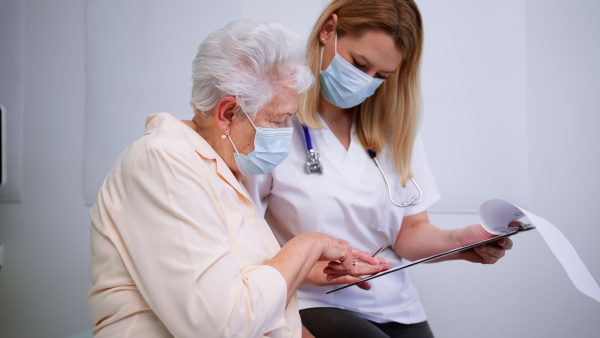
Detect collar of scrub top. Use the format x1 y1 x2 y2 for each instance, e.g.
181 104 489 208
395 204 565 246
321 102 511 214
301 124 422 207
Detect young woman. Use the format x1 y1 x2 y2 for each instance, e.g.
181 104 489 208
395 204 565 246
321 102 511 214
244 1 515 337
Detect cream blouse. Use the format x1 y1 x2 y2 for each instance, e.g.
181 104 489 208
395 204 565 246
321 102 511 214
88 113 300 337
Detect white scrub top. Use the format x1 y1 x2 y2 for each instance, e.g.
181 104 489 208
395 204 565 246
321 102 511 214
243 115 441 324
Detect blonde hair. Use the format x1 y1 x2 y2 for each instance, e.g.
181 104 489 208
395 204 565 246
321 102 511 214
300 0 423 185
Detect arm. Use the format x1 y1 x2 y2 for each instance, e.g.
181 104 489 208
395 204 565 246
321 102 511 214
394 211 515 264
264 232 380 304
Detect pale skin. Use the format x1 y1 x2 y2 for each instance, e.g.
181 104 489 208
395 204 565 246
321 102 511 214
306 14 515 289
183 85 378 337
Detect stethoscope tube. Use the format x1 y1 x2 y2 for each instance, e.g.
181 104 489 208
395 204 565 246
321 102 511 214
303 125 422 207
367 149 422 207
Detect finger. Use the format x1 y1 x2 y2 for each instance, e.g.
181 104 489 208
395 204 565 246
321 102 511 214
486 238 513 254
508 221 522 228
357 281 372 290
339 250 357 274
325 261 348 272
496 238 513 250
351 248 379 265
475 245 505 263
325 275 372 291
326 273 363 282
323 265 348 276
374 256 392 270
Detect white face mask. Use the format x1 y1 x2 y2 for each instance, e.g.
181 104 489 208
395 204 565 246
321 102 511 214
320 35 384 109
228 105 294 176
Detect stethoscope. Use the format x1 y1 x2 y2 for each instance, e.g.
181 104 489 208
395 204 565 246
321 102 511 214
301 125 422 207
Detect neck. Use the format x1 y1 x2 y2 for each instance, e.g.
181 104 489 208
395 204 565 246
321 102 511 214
317 96 353 150
317 95 352 127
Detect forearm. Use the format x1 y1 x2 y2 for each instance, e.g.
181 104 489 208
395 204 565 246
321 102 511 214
395 220 457 261
264 233 325 304
395 212 501 263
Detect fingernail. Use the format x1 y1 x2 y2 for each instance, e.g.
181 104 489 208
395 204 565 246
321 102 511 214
498 239 506 246
477 245 485 252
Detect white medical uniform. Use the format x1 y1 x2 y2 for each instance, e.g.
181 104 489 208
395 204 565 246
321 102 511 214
243 115 441 324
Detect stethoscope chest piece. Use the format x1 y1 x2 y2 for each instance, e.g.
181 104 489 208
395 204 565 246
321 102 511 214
302 125 323 174
306 149 323 174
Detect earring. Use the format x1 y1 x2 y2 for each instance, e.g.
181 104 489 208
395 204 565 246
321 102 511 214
221 134 227 139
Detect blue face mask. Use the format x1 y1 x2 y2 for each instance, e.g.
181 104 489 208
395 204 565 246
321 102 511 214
320 35 385 109
228 106 293 176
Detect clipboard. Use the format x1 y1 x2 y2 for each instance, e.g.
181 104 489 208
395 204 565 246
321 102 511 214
326 223 536 294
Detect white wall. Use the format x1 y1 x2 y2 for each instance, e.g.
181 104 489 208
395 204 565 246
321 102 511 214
0 1 92 337
0 1 598 337
411 1 600 337
83 0 327 204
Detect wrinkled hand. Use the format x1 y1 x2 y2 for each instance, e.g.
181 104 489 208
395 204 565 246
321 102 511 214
457 222 519 264
316 235 380 274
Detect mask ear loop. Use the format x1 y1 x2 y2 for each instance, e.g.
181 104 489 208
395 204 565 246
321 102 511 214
226 134 240 153
334 33 338 54
320 44 324 72
320 33 338 72
237 100 258 130
228 99 258 154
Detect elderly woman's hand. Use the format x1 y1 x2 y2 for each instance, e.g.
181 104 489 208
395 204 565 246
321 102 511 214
265 232 388 302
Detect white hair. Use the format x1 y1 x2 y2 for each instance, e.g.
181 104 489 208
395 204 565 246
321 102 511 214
190 20 314 119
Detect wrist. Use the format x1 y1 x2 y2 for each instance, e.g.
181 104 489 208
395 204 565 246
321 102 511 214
448 227 466 248
293 232 327 260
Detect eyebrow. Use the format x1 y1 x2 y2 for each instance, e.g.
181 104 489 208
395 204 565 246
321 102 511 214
356 54 396 74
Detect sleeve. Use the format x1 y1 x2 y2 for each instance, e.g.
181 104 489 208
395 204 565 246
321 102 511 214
241 171 274 216
112 136 287 337
402 135 441 216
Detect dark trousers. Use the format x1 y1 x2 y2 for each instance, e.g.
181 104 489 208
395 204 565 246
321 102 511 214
300 307 435 338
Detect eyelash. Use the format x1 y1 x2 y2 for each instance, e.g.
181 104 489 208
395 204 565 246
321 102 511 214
353 59 387 80
353 59 366 69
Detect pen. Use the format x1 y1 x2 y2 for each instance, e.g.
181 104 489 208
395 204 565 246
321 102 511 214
371 246 385 257
353 246 385 266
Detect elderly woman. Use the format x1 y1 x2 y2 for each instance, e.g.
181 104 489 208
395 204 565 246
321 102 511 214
87 20 380 338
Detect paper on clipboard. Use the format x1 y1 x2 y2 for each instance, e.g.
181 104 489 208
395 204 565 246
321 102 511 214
327 199 600 303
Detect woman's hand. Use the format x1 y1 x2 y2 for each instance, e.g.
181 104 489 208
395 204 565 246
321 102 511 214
305 255 392 290
265 232 386 303
323 252 391 281
454 222 519 264
312 233 380 274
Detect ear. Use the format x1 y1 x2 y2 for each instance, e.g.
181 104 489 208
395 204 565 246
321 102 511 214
214 96 238 135
319 13 338 45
